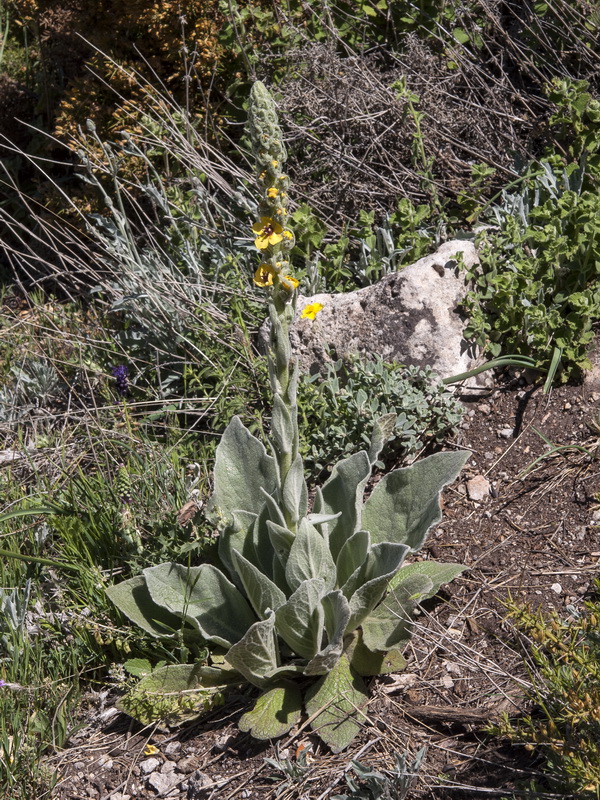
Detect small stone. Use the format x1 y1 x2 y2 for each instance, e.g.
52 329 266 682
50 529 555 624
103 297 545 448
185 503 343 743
381 673 418 694
188 770 212 799
444 660 462 675
440 674 454 689
564 402 572 410
164 742 181 757
140 757 161 775
478 403 491 414
74 761 86 770
161 760 176 774
466 475 490 502
147 772 179 794
498 428 514 439
177 756 198 773
551 583 562 595
97 754 113 770
212 735 232 753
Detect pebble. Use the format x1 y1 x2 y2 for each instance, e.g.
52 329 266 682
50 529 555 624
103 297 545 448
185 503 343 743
147 771 179 794
478 403 491 414
140 757 161 775
551 583 562 595
498 428 514 439
161 760 176 774
466 475 490 502
164 742 181 757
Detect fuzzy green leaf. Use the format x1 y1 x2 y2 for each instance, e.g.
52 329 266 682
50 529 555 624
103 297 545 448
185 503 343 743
319 451 372 560
305 653 368 752
388 561 467 594
117 662 233 726
305 590 351 675
285 518 336 592
345 631 407 676
361 451 469 550
282 452 308 527
231 549 286 619
267 520 295 567
271 394 294 460
106 575 189 639
344 543 410 633
335 530 370 589
239 682 302 740
143 563 256 648
208 416 278 526
251 502 278 578
218 510 257 587
225 612 280 687
361 574 433 652
275 579 325 659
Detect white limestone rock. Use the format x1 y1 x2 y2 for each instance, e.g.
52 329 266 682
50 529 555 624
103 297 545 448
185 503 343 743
286 240 481 380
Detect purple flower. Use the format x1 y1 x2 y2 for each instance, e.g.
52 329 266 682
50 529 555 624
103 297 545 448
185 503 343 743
112 365 129 397
0 680 5 687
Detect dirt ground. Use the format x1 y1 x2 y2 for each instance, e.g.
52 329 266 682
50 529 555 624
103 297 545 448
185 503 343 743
48 372 600 800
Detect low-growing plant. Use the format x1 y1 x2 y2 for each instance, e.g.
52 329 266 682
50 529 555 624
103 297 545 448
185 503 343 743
290 200 436 294
463 148 600 380
298 355 464 481
107 81 468 752
332 746 427 800
496 587 600 798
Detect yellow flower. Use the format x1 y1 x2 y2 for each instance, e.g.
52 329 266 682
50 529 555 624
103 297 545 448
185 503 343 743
301 302 324 320
282 230 293 240
253 263 276 287
252 217 284 250
267 187 279 199
144 744 160 756
282 275 299 290
272 159 278 168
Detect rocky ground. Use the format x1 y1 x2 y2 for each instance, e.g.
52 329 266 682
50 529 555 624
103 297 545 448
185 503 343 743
47 372 600 800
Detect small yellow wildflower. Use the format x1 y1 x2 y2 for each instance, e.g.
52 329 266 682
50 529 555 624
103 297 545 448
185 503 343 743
267 187 279 199
144 744 160 756
252 217 284 250
277 207 287 216
301 302 324 320
253 263 276 287
282 230 293 240
282 275 299 291
272 159 278 168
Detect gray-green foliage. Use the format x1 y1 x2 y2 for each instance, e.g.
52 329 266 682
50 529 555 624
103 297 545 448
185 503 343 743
106 80 468 753
107 412 467 750
463 80 600 380
332 746 427 800
298 356 464 479
0 359 61 425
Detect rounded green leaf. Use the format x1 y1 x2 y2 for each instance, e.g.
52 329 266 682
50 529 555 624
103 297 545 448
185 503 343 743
239 682 302 740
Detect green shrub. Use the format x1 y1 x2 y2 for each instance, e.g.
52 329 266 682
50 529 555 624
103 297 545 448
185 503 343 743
497 587 600 798
298 355 464 481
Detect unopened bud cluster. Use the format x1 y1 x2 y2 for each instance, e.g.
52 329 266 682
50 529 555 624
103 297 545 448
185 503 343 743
248 81 296 291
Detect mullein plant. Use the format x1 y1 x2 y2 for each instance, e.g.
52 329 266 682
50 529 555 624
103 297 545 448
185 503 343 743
107 82 469 751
